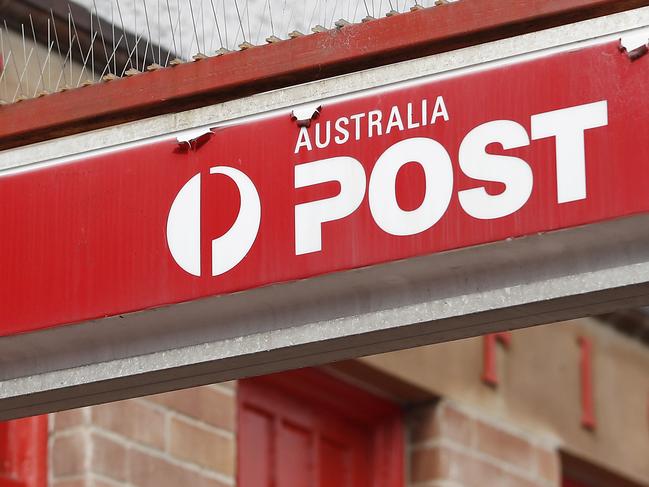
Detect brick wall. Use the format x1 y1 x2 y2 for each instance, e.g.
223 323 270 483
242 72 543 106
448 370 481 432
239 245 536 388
408 399 561 487
49 383 236 487
48 378 562 487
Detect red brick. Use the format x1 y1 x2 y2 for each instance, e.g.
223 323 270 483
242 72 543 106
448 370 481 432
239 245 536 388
169 417 235 477
54 409 85 431
91 400 165 450
535 447 560 484
430 446 542 487
217 381 236 390
476 419 534 470
128 449 228 487
90 433 128 482
92 480 122 487
410 402 475 446
52 480 85 487
438 404 475 446
410 447 442 482
52 432 87 477
441 446 497 484
147 386 235 431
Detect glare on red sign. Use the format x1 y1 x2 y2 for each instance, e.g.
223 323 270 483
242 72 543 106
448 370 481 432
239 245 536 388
1 40 648 337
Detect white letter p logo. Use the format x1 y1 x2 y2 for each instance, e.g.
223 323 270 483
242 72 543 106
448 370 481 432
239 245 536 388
166 166 261 277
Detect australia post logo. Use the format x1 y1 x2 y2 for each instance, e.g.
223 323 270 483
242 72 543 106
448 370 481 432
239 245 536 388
166 98 608 278
166 167 261 277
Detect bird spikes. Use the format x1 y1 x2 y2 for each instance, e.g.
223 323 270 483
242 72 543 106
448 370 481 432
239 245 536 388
0 0 453 104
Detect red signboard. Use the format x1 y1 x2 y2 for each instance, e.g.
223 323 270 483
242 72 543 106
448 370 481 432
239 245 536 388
1 39 648 337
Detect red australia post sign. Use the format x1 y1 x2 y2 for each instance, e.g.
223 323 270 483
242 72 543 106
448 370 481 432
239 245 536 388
1 39 649 336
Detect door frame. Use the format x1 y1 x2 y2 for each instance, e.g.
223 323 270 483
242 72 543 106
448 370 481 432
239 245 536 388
238 368 404 487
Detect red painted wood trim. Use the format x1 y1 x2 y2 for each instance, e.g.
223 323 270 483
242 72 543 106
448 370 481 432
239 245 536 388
578 336 596 431
0 417 48 487
245 368 401 425
239 368 404 487
0 0 646 150
481 332 512 387
373 413 405 487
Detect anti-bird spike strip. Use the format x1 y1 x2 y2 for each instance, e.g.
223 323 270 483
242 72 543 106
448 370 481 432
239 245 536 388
0 0 457 104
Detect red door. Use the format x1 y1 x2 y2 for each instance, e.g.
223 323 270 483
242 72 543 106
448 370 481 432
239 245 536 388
564 478 599 487
0 418 47 487
238 368 404 487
